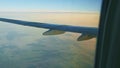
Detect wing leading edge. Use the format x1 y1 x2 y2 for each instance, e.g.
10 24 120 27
0 18 98 41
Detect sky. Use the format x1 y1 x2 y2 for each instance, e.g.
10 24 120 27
0 0 102 12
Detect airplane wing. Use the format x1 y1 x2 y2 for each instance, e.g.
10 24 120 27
0 18 98 41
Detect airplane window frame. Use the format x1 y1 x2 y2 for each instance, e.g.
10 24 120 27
95 0 120 68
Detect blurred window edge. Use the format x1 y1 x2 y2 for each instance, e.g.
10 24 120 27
95 0 120 68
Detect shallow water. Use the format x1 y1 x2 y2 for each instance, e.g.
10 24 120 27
0 12 99 68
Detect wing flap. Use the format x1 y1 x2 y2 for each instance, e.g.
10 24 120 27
77 33 96 41
43 29 65 35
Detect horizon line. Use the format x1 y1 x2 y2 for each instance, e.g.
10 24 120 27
0 11 100 13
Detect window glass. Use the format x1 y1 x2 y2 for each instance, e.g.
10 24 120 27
0 0 102 68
